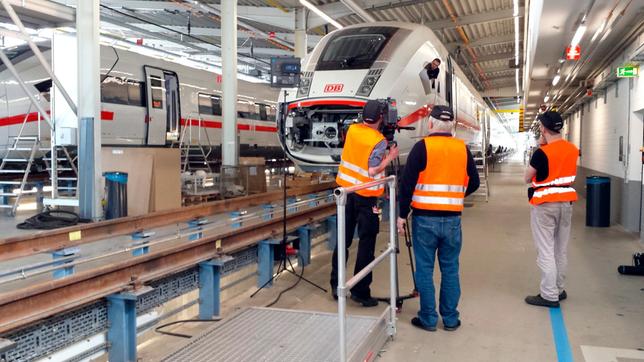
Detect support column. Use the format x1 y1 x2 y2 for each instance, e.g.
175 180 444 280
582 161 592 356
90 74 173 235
77 0 102 220
257 239 279 287
198 256 232 319
107 293 137 362
294 7 308 60
221 0 238 167
326 215 337 250
297 226 311 267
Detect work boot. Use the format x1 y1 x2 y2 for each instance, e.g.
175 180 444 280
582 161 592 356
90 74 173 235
350 294 378 307
443 320 461 331
411 317 436 332
559 290 567 301
525 294 560 308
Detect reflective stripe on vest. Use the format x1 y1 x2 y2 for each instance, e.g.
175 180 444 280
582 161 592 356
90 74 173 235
411 136 469 212
335 123 386 197
530 139 579 205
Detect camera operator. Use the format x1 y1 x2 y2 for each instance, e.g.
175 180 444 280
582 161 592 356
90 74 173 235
397 105 479 331
332 99 399 307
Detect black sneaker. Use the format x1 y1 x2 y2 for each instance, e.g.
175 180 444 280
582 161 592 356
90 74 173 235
559 290 567 301
350 294 379 307
444 320 461 331
525 294 560 308
411 317 437 332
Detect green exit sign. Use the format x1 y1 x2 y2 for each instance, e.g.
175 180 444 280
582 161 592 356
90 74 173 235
616 66 639 78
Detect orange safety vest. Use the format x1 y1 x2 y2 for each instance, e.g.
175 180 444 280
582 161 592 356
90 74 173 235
411 136 469 212
336 123 386 197
530 139 579 205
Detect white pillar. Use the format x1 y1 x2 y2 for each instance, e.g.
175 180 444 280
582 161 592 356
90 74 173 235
294 8 307 60
77 0 102 220
221 0 238 167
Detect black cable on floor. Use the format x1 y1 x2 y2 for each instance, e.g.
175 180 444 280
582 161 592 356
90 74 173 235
16 210 83 230
265 257 305 308
154 318 222 339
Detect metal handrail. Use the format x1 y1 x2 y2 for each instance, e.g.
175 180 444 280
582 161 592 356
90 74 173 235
334 175 397 362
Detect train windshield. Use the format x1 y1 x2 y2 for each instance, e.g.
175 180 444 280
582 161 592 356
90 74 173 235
316 27 398 71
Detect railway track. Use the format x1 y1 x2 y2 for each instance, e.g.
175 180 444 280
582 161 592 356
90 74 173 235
0 182 336 334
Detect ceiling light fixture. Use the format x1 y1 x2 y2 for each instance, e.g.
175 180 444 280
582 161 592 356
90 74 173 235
552 74 561 86
300 0 343 29
513 0 520 94
591 19 607 43
544 95 550 103
570 23 587 47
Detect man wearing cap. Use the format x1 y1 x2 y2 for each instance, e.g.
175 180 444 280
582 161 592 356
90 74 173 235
524 111 578 308
332 99 399 307
397 105 479 331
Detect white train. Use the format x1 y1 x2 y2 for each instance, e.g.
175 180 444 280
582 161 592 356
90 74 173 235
0 42 283 161
278 22 489 172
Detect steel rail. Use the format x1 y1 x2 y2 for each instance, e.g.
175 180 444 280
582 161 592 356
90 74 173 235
0 182 335 262
0 203 335 334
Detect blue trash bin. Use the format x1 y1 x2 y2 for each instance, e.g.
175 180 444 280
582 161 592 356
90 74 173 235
104 172 128 219
586 176 610 227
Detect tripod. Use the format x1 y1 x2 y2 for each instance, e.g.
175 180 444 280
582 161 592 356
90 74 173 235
250 156 326 299
375 156 418 310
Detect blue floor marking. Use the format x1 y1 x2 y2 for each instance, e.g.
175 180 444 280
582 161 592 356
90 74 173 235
549 307 574 362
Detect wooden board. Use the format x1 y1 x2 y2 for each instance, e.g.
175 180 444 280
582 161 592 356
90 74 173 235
148 148 181 212
101 148 153 216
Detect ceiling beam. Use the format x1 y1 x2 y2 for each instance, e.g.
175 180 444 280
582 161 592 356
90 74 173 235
307 0 404 29
481 87 520 98
472 51 515 63
447 34 515 50
427 7 523 30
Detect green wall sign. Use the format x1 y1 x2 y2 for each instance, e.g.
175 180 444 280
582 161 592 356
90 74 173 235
616 66 639 78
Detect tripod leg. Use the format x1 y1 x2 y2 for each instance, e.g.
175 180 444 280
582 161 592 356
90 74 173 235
404 222 418 291
285 257 328 292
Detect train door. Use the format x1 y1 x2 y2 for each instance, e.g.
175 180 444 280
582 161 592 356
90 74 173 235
143 66 180 145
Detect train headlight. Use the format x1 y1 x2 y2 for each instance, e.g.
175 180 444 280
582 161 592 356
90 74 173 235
297 71 313 98
356 68 383 97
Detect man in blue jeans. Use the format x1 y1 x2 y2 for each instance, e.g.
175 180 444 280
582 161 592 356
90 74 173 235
397 105 479 331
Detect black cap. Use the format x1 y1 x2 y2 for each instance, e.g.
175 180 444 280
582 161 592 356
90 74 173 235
538 111 564 133
430 105 454 121
362 100 384 123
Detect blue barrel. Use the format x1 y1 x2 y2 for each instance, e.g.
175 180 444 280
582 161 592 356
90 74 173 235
586 176 610 227
104 172 128 220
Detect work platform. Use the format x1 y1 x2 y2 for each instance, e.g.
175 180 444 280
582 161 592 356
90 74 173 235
162 307 391 362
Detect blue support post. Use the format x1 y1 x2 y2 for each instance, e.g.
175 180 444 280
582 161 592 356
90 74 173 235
52 247 79 279
198 256 233 319
131 232 153 256
257 239 280 287
107 293 138 362
0 185 10 207
326 215 337 251
230 211 242 228
287 197 297 213
261 203 274 221
297 227 311 267
187 220 204 241
307 193 318 208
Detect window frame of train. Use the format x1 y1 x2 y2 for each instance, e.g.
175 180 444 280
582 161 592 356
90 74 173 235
198 92 223 117
100 75 146 108
315 26 399 71
143 66 182 146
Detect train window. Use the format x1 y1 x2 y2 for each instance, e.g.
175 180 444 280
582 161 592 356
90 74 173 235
258 104 268 121
150 76 163 109
128 82 145 107
102 77 129 105
198 93 222 116
34 79 52 102
316 26 398 71
237 111 252 119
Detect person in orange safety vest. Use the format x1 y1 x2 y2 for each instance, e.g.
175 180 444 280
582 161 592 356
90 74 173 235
397 105 480 332
524 111 579 308
331 99 399 307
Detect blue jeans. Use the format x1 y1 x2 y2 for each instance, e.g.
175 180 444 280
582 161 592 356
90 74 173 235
412 215 463 328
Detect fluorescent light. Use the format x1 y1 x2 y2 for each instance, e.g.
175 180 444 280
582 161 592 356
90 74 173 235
513 0 519 16
544 95 550 103
552 74 561 86
515 68 520 94
570 24 587 47
300 0 343 29
591 19 607 43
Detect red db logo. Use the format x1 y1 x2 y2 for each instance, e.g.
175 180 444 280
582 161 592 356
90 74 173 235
324 84 344 93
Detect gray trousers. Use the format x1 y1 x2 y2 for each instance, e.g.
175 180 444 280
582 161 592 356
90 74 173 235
530 202 573 301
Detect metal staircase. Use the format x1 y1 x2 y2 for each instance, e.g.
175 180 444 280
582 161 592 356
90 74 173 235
176 116 215 173
43 143 78 207
469 144 489 202
0 132 39 215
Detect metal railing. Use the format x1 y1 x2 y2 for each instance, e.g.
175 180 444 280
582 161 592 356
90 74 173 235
334 175 398 362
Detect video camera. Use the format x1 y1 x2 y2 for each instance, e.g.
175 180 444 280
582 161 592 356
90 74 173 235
368 98 415 145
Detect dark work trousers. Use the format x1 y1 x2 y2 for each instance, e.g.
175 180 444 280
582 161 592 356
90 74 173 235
330 193 380 298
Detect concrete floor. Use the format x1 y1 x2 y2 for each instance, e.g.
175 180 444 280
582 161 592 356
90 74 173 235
110 162 644 360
